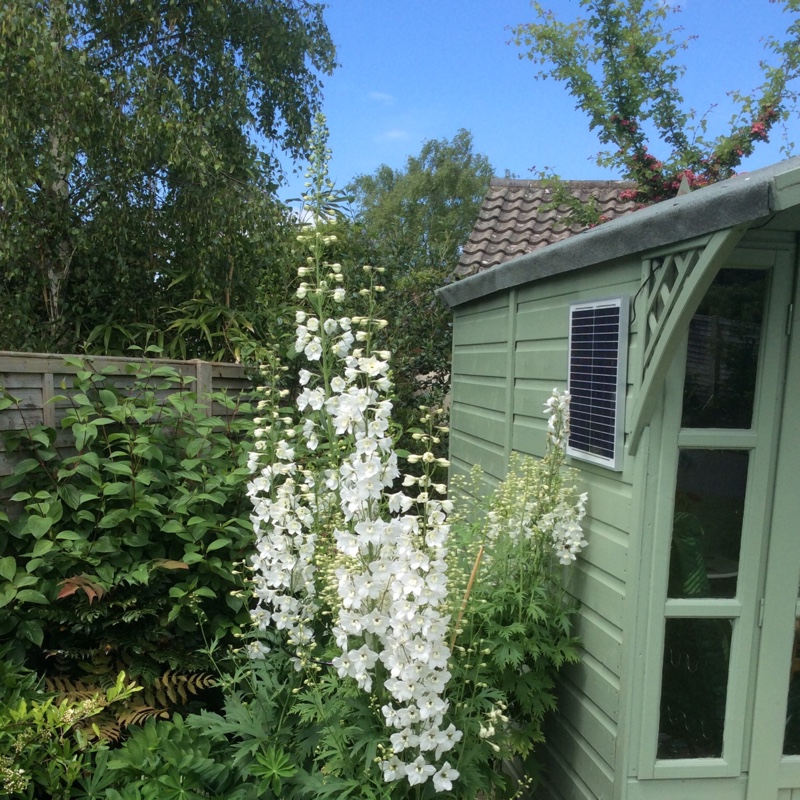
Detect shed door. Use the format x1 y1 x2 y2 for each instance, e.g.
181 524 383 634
747 263 800 800
633 240 800 800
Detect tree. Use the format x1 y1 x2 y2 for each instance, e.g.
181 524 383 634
0 0 335 356
344 130 493 436
512 0 800 206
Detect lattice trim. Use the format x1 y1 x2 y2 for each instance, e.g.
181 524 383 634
642 247 702 377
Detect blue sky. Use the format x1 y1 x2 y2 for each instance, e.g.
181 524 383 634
278 0 796 203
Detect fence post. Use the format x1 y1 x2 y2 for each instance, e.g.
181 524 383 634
42 371 56 429
193 360 213 416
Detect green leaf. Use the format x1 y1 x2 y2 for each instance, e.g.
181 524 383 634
98 508 130 528
10 458 40 476
26 515 53 538
99 389 119 408
185 438 206 458
105 462 133 477
73 421 90 450
59 483 82 509
19 619 44 645
56 530 86 541
31 539 54 557
0 585 17 608
206 537 232 552
0 557 16 581
16 589 49 604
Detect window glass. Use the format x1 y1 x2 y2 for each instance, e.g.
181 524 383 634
785 614 800 755
681 269 766 429
669 449 749 599
658 618 733 759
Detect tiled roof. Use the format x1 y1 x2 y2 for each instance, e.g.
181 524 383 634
455 178 638 279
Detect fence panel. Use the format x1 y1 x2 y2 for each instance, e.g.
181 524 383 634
0 352 255 478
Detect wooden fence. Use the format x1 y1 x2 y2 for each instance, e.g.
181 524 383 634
0 352 255 478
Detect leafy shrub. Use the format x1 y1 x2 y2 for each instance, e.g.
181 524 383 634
0 652 139 799
0 359 255 696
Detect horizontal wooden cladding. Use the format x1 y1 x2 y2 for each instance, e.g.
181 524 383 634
450 376 508 413
546 712 615 800
515 260 641 313
449 405 505 448
562 650 621 724
515 304 569 341
579 519 628 583
577 471 633 534
515 341 568 383
509 415 547 459
557 680 617 768
573 606 623 677
452 307 509 347
539 747 598 800
448 431 506 484
0 351 241 376
572 561 625 630
451 345 509 379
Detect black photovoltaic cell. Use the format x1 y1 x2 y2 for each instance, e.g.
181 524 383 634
569 305 621 461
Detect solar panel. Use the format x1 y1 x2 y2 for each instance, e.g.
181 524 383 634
567 297 628 470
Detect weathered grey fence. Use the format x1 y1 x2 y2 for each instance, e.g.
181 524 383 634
0 352 254 478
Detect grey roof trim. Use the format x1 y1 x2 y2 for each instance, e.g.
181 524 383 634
438 157 800 309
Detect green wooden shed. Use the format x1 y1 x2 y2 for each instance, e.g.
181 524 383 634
437 157 800 800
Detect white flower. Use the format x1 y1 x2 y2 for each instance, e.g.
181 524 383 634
406 756 435 786
380 756 404 782
433 762 459 792
304 338 323 361
434 724 463 759
389 727 419 753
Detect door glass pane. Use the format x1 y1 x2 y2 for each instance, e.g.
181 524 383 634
669 449 749 599
658 618 733 759
784 602 800 755
681 269 766 429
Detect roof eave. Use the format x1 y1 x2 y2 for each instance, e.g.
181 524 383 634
438 157 800 309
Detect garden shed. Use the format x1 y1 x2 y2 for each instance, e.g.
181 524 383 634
438 157 800 800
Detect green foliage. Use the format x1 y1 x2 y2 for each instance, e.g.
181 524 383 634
348 129 493 273
103 715 247 800
344 130 493 452
513 0 800 205
0 656 139 799
445 443 586 793
0 359 255 682
0 0 334 355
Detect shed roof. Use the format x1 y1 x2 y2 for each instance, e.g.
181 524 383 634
455 178 637 279
439 156 800 309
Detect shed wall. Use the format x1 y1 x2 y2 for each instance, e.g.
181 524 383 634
450 258 643 800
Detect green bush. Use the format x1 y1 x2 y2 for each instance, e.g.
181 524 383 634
0 359 255 689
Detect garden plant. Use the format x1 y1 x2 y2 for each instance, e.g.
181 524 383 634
0 117 588 799
234 117 589 798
